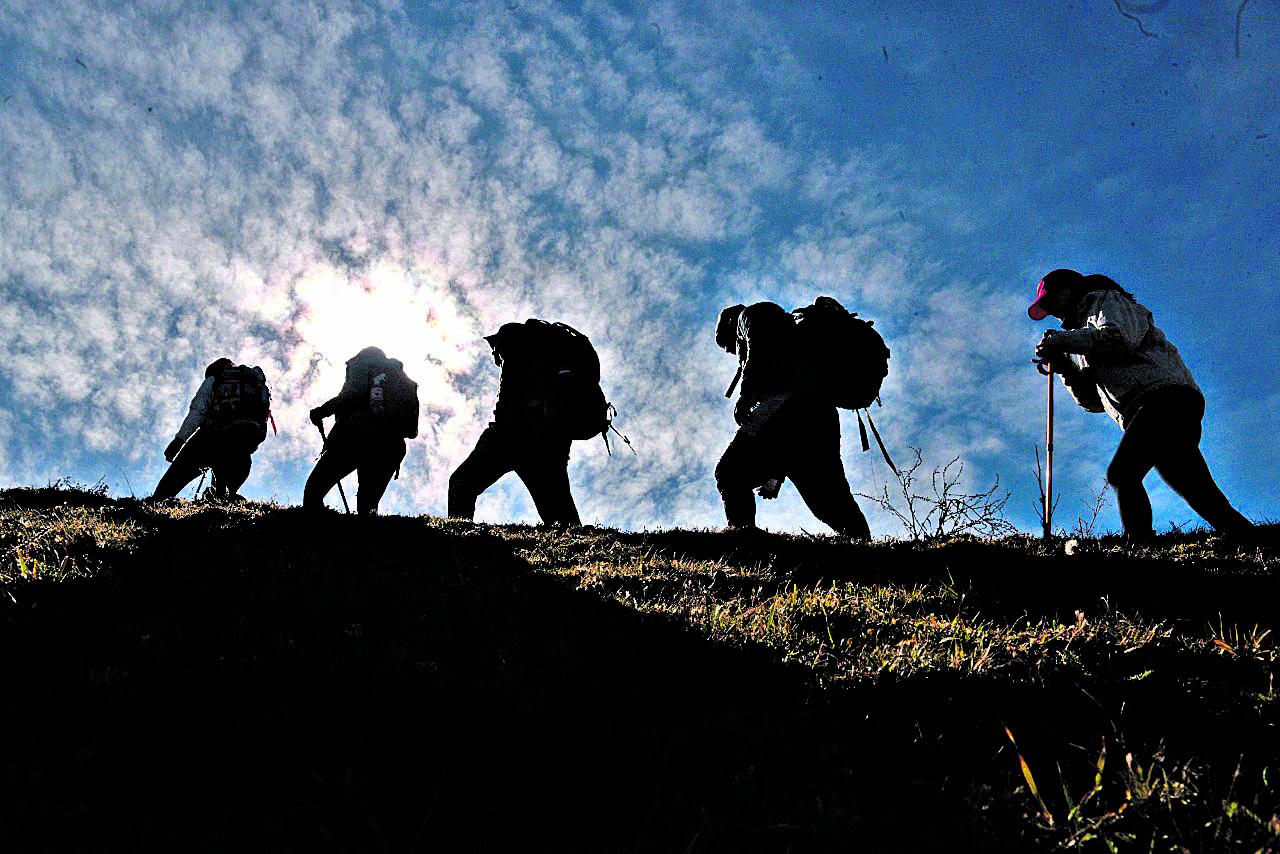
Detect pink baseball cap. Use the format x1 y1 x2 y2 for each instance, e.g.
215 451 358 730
1027 278 1052 320
1027 268 1084 320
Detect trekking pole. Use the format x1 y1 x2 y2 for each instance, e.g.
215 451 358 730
1037 359 1054 539
316 422 352 514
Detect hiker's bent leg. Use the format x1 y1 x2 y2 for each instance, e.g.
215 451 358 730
1156 448 1253 533
213 423 264 497
212 445 253 497
715 395 789 529
716 435 763 529
355 439 406 515
303 442 358 512
151 432 215 499
516 439 580 526
790 466 870 538
221 453 252 496
1107 415 1161 541
448 425 516 519
787 406 871 539
1140 391 1254 533
152 458 203 500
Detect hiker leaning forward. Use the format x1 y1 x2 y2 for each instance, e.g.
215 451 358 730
305 346 418 515
714 302 872 539
448 322 582 526
1029 268 1252 541
152 358 270 501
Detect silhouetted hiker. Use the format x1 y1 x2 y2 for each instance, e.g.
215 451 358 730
715 299 879 539
152 358 271 501
1030 268 1253 541
449 320 610 526
305 346 419 515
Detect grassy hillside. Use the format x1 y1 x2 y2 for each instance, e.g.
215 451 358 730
1 484 1278 851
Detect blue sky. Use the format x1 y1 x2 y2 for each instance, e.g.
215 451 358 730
1 0 1276 536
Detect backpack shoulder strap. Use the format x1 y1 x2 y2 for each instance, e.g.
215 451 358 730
863 410 898 476
724 362 743 398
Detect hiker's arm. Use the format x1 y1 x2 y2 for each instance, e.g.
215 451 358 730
311 393 343 422
735 306 773 405
312 365 364 421
735 346 758 415
1059 362 1105 413
174 377 215 442
1051 292 1149 358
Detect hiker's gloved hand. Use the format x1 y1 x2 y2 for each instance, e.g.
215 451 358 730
309 408 325 428
733 397 751 425
1035 330 1064 363
1052 354 1084 381
756 477 783 500
163 437 184 462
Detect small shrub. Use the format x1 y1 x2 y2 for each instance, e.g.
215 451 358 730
858 447 1015 540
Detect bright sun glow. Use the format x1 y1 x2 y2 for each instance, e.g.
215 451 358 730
292 261 479 419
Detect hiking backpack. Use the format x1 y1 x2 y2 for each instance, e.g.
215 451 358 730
208 364 271 426
523 319 611 442
790 296 890 411
362 358 419 439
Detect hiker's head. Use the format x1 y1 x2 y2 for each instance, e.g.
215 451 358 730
484 323 527 366
204 357 233 378
1028 269 1086 321
352 345 386 361
715 305 746 354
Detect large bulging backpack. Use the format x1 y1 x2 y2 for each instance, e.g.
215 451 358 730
523 319 610 441
209 364 271 426
791 296 890 410
361 357 419 439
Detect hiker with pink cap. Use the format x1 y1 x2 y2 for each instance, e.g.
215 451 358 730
1028 268 1253 541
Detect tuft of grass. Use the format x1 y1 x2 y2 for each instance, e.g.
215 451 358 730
0 503 141 583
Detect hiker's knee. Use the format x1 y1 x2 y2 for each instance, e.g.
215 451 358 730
1105 465 1124 491
356 482 389 516
446 467 478 517
447 466 471 499
1106 457 1139 490
714 454 740 491
302 471 328 509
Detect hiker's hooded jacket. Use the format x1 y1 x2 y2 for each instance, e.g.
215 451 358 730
175 377 216 442
1052 289 1199 429
735 302 808 413
485 324 557 426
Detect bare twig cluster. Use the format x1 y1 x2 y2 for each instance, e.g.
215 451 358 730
1072 482 1111 539
859 447 1015 540
1109 0 1253 60
1237 0 1252 59
1033 446 1061 536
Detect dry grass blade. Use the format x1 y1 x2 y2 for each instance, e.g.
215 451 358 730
1005 726 1054 827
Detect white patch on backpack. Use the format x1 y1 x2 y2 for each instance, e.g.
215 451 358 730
370 371 388 415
